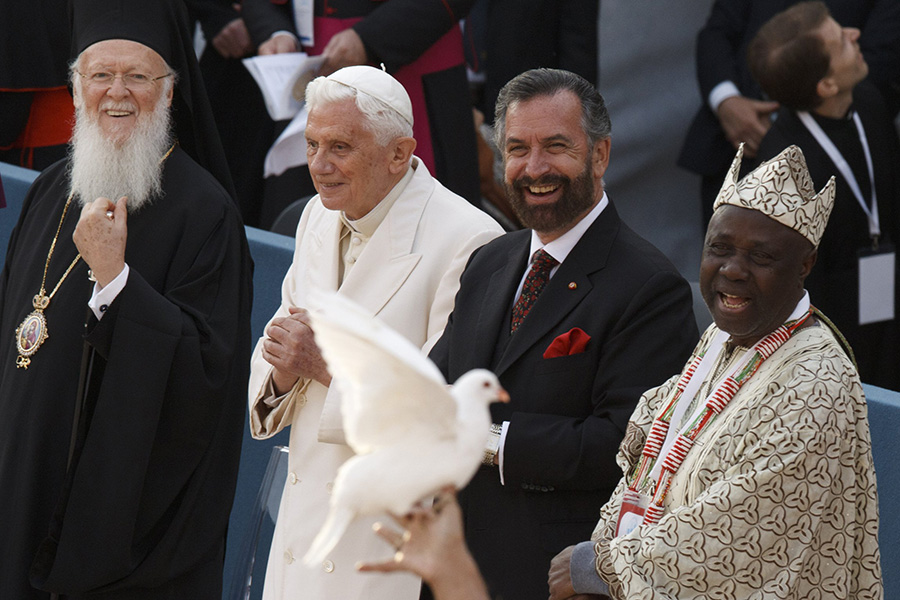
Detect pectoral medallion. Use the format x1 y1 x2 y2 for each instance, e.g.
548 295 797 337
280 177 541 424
14 192 82 369
15 295 51 369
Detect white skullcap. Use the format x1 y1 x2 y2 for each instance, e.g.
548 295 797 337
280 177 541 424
326 65 414 127
714 144 836 247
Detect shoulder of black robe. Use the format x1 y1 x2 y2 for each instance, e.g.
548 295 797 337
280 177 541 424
26 147 253 596
68 0 237 201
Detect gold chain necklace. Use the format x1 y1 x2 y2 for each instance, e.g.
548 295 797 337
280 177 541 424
13 143 178 369
15 193 82 369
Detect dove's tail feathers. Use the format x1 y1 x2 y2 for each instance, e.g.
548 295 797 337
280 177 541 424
303 506 355 566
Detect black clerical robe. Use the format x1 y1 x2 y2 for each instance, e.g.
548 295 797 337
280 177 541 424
0 147 253 599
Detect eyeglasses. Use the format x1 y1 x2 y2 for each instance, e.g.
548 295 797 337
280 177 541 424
76 70 173 91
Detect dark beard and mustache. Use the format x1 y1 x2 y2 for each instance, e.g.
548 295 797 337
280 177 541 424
68 91 173 212
504 157 596 234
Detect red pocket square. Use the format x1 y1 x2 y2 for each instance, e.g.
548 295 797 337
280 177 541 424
543 327 590 359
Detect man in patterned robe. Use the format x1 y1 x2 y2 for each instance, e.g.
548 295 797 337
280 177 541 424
549 144 882 599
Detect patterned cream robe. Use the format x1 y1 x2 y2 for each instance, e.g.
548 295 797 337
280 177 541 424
590 320 882 600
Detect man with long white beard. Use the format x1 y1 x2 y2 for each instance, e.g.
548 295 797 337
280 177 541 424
67 56 175 214
0 0 253 598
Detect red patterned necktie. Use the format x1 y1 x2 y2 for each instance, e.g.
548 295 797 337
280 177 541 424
511 249 559 333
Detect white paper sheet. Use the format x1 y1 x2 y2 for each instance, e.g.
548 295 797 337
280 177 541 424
264 106 310 177
242 53 324 121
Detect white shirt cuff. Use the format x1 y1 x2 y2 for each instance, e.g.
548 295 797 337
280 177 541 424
270 30 299 45
708 80 741 113
88 264 129 320
498 420 510 485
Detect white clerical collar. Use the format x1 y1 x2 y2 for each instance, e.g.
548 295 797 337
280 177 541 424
529 192 609 265
341 160 415 238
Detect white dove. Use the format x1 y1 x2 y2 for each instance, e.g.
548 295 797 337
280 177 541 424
302 290 508 566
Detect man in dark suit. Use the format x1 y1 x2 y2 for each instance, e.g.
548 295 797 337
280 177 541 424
677 0 900 224
428 68 699 600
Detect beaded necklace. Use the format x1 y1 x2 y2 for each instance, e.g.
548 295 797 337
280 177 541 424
626 303 813 527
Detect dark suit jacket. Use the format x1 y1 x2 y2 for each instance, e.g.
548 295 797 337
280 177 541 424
429 202 699 600
468 0 598 124
678 0 900 178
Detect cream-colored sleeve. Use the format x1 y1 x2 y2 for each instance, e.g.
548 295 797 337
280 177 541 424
248 354 312 439
422 221 503 354
247 203 315 439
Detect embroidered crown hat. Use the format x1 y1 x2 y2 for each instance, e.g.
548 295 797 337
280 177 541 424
324 65 414 127
713 143 836 247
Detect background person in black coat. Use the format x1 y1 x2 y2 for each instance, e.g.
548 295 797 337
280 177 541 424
677 0 900 225
428 68 699 600
463 0 599 126
748 1 900 390
240 0 481 228
186 0 275 227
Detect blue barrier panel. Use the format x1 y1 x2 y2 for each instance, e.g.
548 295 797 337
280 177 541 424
865 383 900 599
224 227 293 599
0 162 39 267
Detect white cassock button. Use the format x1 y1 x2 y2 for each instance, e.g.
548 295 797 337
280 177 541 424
351 237 361 245
288 472 298 484
325 482 334 494
323 560 335 573
284 550 294 564
297 394 307 407
346 256 356 264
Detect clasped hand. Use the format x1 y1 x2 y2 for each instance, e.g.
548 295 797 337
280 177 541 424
262 306 332 393
716 95 779 158
73 196 128 289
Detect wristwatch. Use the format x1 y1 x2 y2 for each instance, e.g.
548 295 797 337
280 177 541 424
482 423 503 466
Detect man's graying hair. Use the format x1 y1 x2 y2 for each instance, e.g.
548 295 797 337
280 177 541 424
305 75 413 146
493 68 611 150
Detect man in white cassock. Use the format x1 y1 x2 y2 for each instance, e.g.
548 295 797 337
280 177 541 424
247 65 503 600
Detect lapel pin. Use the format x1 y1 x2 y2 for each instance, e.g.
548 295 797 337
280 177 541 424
568 282 577 290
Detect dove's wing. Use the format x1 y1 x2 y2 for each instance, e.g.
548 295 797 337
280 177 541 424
307 291 456 454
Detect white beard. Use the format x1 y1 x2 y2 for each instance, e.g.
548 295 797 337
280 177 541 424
68 93 173 212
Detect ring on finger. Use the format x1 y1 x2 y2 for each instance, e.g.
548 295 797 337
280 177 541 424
105 210 114 220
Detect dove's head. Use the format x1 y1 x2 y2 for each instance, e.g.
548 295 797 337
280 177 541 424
454 369 509 406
